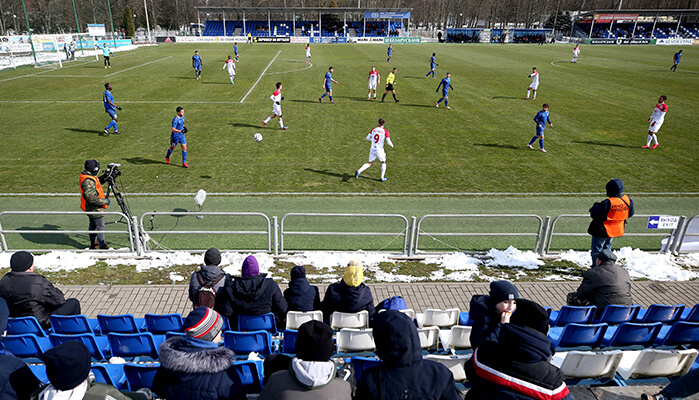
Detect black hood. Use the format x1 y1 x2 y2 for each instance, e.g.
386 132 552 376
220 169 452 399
231 274 269 302
287 277 312 297
373 310 422 367
336 281 371 307
606 179 624 197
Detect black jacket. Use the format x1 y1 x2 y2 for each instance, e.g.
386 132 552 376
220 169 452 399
587 180 635 238
355 311 462 400
469 294 505 349
465 324 574 400
575 260 633 318
321 280 375 321
0 271 67 329
215 274 288 330
283 278 321 312
0 351 41 400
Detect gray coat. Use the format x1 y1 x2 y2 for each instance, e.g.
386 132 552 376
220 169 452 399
188 265 227 303
576 260 633 318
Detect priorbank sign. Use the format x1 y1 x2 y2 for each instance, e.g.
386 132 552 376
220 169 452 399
384 37 421 44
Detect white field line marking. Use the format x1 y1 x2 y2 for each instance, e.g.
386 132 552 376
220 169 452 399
265 60 313 75
1 192 697 197
0 59 96 82
0 100 241 104
239 50 281 104
106 56 173 77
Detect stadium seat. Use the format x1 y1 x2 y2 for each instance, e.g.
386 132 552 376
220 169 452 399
330 311 370 330
0 333 52 360
549 306 596 327
551 350 623 382
222 315 232 332
281 329 298 354
232 360 264 393
548 323 608 349
336 328 375 353
654 321 699 347
107 332 159 361
239 313 277 334
91 363 127 390
29 364 49 384
165 331 187 339
680 304 699 322
424 355 469 381
441 325 473 353
49 314 100 335
458 312 472 326
98 314 146 334
422 308 460 329
616 348 698 381
223 330 273 356
145 313 183 335
635 304 685 324
378 308 416 320
49 333 110 361
286 310 323 330
594 305 641 325
6 316 49 337
601 322 662 348
350 356 382 381
124 363 160 390
416 326 440 351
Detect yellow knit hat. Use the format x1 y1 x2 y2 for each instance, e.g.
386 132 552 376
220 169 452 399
343 260 364 287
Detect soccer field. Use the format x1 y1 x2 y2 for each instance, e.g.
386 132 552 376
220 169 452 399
0 42 697 195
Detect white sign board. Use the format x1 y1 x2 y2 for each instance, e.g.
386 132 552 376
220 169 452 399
87 24 106 37
656 38 693 45
647 215 680 229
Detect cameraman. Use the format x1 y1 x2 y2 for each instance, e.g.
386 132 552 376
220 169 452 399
80 160 110 249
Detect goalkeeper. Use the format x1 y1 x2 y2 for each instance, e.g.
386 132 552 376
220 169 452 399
166 107 189 168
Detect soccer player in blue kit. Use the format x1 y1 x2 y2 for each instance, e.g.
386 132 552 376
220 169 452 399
192 51 202 80
387 44 393 62
318 67 338 104
435 72 454 109
166 107 189 168
234 43 239 61
425 53 438 78
527 103 553 153
102 83 122 135
671 50 682 72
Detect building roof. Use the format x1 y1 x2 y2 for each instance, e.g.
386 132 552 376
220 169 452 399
194 6 412 16
578 9 699 18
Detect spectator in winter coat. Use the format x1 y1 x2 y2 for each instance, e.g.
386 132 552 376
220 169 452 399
153 307 245 400
188 248 228 307
0 251 81 329
321 260 375 322
215 255 288 330
283 266 321 312
567 249 633 319
1 296 42 400
469 280 519 349
259 320 352 399
588 178 634 266
465 299 574 400
356 310 461 400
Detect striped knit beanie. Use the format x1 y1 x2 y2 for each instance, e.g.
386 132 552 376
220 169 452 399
184 307 223 342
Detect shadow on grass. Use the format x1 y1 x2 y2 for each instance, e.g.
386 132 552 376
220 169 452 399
403 103 438 108
67 128 105 136
17 225 86 249
288 99 318 104
230 122 263 128
304 168 354 182
473 143 521 150
572 140 632 148
124 157 166 165
492 96 523 100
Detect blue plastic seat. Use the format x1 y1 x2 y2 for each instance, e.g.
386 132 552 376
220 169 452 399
29 364 49 383
654 322 699 347
680 304 699 322
91 363 127 389
238 313 277 334
635 304 685 324
223 330 273 356
49 333 110 361
351 356 382 381
282 329 298 354
548 323 608 349
107 332 160 361
0 333 52 360
232 360 264 393
98 314 147 334
549 306 597 327
458 312 472 326
6 317 49 337
165 331 187 339
124 363 160 390
601 322 662 348
145 313 183 335
594 305 641 325
50 314 100 335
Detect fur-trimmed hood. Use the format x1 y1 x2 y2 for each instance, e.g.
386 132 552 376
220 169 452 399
158 336 234 374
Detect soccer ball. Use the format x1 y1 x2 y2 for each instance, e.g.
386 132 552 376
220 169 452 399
254 133 263 142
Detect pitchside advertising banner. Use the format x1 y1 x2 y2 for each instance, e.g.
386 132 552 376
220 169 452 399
175 36 246 43
384 37 421 44
593 13 639 23
364 11 410 19
656 38 694 45
585 38 655 45
352 37 385 43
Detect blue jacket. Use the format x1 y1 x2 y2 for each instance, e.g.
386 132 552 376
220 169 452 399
355 311 461 400
152 336 246 400
465 324 574 400
0 351 41 400
283 278 320 312
469 294 505 349
320 280 375 321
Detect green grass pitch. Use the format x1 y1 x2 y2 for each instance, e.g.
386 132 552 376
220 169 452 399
0 43 698 195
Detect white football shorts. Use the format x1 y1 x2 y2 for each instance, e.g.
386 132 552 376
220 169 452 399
529 82 539 90
368 81 377 90
369 149 386 162
649 120 663 133
273 104 282 115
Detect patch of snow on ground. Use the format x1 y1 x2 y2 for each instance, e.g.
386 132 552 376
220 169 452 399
616 247 699 281
682 253 699 267
485 246 544 269
34 252 96 272
284 252 395 271
422 252 480 271
558 250 593 267
169 273 184 282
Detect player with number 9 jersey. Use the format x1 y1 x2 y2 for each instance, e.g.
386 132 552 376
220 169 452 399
355 118 394 182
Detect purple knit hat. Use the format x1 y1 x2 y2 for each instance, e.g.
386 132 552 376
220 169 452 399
242 255 259 277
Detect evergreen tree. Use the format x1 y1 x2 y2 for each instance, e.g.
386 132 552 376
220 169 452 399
123 5 135 38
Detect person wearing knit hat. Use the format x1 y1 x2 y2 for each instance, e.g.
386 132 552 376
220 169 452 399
188 247 228 308
215 255 287 331
260 320 352 399
320 260 376 322
0 251 81 330
468 280 520 349
588 178 635 266
153 307 245 400
284 265 321 312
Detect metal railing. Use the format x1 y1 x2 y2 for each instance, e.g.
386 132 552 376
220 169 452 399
279 213 410 255
0 211 135 252
139 212 272 253
674 215 698 254
414 214 546 255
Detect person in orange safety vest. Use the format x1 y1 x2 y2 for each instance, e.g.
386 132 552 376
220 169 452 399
80 160 110 249
587 179 634 266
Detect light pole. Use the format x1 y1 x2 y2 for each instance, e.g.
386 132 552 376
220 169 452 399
143 0 151 42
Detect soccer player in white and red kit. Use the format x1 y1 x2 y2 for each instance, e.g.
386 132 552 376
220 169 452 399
367 66 380 100
222 55 235 84
643 95 667 149
572 45 580 63
526 67 539 100
263 82 288 130
355 118 394 182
